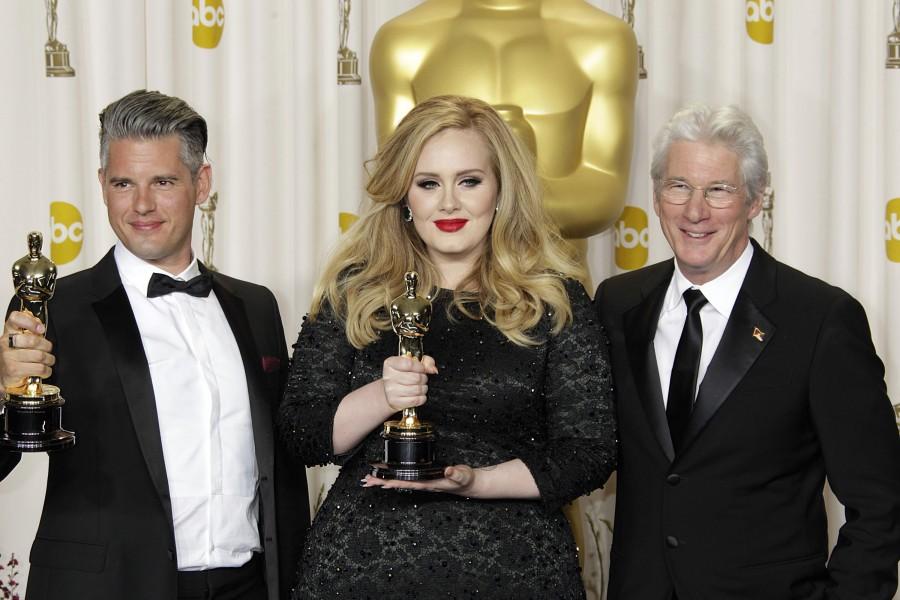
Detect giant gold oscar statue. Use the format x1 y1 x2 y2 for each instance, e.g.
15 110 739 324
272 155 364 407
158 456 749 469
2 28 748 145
370 0 639 282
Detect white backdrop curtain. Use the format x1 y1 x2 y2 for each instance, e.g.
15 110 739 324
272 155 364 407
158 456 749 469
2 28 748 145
0 1 897 597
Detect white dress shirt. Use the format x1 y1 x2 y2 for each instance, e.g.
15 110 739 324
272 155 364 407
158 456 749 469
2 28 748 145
654 242 754 406
115 243 260 571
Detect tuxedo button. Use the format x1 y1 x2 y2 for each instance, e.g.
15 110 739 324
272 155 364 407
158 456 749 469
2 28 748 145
666 474 682 486
666 536 680 548
260 475 269 482
167 549 175 561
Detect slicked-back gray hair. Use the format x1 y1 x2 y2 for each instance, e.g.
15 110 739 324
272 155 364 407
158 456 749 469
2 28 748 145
99 90 208 178
650 104 768 205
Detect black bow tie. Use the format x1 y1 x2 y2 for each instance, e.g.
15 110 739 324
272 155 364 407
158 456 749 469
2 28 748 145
147 272 213 298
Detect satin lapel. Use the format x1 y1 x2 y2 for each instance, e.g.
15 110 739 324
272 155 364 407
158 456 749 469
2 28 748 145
210 274 274 480
679 242 777 454
623 268 674 462
90 250 174 527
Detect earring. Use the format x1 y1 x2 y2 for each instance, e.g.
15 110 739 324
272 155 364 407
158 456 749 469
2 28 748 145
495 203 500 213
402 205 413 223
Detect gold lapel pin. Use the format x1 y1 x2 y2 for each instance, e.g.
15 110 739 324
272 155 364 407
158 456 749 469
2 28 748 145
752 327 765 342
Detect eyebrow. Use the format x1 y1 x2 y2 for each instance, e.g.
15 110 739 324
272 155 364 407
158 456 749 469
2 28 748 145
414 169 487 178
665 176 737 186
106 174 181 184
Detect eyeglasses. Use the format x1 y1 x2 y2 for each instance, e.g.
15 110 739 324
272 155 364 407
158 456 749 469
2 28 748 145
658 179 744 208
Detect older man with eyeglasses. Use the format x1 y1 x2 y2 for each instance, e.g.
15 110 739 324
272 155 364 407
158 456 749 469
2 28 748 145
595 104 900 600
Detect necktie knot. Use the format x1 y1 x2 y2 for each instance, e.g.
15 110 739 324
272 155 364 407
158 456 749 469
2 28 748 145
147 272 213 298
683 288 708 315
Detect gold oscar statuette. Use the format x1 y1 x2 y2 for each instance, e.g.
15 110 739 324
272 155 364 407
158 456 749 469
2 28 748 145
887 0 900 69
621 0 647 79
761 171 775 254
44 0 76 77
1 232 75 451
337 0 361 84
371 271 445 481
199 191 219 272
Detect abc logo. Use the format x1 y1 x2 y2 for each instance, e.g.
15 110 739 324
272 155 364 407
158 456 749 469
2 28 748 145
885 198 900 263
746 0 774 45
192 0 225 49
614 206 649 271
50 201 83 266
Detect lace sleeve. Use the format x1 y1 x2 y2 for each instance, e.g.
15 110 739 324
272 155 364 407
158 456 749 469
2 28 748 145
518 279 617 511
277 304 357 467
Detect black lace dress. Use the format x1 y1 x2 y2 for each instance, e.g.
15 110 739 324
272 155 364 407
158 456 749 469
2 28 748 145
278 280 615 599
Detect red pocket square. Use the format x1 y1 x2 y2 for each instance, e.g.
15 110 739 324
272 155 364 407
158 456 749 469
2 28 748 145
261 356 281 373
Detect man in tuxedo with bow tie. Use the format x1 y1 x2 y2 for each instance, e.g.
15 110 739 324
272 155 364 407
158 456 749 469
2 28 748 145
0 90 308 599
596 105 900 599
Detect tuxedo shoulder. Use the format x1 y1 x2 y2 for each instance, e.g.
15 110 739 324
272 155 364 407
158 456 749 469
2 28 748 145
53 266 96 299
56 267 93 288
594 260 671 311
772 259 857 309
211 271 277 303
601 261 671 289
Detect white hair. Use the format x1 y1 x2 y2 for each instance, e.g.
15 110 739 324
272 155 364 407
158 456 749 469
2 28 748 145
650 104 768 204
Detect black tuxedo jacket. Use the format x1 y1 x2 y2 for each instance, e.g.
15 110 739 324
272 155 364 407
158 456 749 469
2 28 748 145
0 249 308 600
595 240 900 600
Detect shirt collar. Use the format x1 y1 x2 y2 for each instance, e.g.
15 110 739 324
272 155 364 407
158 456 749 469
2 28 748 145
114 242 202 299
662 240 754 319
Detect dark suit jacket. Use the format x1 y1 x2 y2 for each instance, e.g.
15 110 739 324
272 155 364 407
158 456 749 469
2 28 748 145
595 239 900 600
0 249 308 600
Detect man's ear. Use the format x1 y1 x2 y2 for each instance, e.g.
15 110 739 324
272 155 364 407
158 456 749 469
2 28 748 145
748 192 763 220
194 163 212 206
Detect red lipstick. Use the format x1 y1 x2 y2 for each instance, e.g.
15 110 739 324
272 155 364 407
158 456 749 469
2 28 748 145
434 219 468 232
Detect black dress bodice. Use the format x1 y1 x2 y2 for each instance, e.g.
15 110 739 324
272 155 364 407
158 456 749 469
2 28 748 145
279 280 616 599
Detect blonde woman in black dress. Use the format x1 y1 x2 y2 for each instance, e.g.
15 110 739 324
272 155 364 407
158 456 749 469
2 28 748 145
278 95 616 598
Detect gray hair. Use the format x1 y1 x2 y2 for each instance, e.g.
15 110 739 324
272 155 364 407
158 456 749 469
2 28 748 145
98 90 208 177
650 104 768 204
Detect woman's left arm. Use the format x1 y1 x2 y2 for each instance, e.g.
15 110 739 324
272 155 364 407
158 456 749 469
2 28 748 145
514 280 617 510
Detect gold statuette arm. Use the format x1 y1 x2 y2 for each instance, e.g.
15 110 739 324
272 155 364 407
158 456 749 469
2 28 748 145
544 25 638 237
543 159 632 239
370 23 420 145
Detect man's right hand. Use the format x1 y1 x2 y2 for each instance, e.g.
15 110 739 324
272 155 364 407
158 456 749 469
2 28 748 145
1 311 54 393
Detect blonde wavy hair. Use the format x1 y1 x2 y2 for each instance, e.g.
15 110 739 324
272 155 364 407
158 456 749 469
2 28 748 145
310 95 585 348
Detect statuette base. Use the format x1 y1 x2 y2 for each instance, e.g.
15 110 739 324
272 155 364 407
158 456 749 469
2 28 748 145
45 46 75 77
1 385 75 452
371 418 444 481
337 55 361 85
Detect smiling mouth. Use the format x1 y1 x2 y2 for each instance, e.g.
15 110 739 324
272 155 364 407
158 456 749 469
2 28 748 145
130 221 163 231
683 230 711 239
434 219 468 232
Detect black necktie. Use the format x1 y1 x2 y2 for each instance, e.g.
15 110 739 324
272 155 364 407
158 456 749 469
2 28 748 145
146 272 213 298
667 288 708 454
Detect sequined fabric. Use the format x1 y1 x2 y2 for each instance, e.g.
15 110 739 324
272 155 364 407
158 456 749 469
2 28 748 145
278 279 616 598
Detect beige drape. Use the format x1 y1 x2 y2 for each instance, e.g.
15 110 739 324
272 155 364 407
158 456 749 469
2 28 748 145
1 2 897 597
